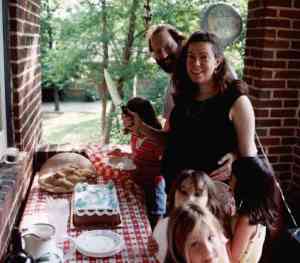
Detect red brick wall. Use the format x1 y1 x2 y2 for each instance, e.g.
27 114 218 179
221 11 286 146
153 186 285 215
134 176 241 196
0 0 42 259
245 0 300 189
9 0 42 153
9 0 42 182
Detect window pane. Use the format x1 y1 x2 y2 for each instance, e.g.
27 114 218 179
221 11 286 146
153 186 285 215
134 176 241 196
0 94 2 131
0 0 7 155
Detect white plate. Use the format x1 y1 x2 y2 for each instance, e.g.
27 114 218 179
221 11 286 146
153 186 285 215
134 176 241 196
103 156 136 171
72 230 124 258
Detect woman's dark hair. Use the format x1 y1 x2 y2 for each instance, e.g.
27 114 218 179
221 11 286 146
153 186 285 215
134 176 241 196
126 97 162 130
173 31 248 103
232 156 279 228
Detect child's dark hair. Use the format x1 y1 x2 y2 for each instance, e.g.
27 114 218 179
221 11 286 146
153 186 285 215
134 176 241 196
168 169 225 223
126 97 162 130
232 156 278 229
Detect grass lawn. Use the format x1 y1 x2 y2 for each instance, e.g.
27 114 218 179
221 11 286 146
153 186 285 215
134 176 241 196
42 112 101 144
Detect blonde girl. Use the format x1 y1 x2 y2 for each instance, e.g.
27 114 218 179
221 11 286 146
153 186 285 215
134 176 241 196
167 202 230 263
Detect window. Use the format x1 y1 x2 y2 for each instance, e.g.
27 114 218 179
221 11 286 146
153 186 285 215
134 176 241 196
0 0 7 158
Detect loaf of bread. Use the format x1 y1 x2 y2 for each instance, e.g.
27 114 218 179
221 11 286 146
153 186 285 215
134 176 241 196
38 153 97 193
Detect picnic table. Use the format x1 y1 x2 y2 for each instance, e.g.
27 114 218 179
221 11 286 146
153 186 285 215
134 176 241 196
20 144 158 262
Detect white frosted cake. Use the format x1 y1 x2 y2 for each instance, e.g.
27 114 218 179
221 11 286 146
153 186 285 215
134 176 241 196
72 182 121 227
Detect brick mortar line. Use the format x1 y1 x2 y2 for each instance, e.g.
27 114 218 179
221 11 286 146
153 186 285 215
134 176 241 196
14 82 41 126
16 115 40 151
23 112 42 152
9 17 41 29
13 75 41 98
10 53 41 65
10 0 41 11
9 45 40 51
14 72 42 94
27 0 41 9
14 81 42 117
246 47 294 51
248 6 296 12
10 32 40 37
12 65 41 84
14 78 41 104
244 75 300 81
14 72 42 95
10 44 39 50
9 2 40 20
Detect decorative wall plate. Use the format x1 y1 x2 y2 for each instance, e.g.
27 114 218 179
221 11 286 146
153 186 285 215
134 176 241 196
201 3 242 48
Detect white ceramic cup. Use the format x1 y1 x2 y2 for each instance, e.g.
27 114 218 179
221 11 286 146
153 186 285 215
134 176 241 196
1 147 19 164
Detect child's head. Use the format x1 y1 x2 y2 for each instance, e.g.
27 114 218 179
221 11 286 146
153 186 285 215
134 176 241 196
167 203 229 263
232 156 278 228
126 97 162 130
168 169 222 218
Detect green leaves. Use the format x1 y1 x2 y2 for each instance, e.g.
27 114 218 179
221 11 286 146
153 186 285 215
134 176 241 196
41 0 248 142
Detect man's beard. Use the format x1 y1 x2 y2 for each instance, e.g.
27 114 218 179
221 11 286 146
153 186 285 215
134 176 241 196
156 54 176 73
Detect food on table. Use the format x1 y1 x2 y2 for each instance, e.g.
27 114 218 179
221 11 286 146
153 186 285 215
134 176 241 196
38 153 97 193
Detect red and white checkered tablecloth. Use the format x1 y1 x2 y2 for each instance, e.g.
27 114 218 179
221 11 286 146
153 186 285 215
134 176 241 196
20 144 158 262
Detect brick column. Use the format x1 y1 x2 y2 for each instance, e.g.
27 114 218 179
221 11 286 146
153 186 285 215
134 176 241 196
244 0 300 189
0 0 42 259
8 0 42 191
9 0 42 154
293 0 300 198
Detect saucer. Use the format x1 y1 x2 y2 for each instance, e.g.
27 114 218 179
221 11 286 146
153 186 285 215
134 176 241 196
68 230 124 258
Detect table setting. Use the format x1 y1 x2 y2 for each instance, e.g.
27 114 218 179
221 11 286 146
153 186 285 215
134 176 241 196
20 145 158 262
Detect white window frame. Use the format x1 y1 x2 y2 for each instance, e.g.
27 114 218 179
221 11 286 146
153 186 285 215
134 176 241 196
0 0 7 158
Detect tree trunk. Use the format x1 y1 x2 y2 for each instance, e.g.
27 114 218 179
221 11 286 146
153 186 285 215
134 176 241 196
144 0 151 33
46 0 53 50
99 0 110 144
54 88 60 112
100 0 139 144
102 103 115 145
99 84 108 144
116 0 140 94
45 0 60 112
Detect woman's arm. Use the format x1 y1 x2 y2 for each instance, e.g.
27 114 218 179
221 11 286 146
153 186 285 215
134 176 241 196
230 95 257 157
210 152 236 181
230 215 257 263
127 110 169 146
211 94 256 180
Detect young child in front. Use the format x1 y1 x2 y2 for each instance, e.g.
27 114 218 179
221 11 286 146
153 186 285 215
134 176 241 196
122 97 166 228
230 156 278 263
167 202 231 263
150 169 230 262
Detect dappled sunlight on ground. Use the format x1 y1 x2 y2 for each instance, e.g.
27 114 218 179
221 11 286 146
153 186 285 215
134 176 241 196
42 112 101 144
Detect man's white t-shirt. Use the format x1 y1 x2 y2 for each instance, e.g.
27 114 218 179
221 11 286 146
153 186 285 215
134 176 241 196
162 80 175 120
